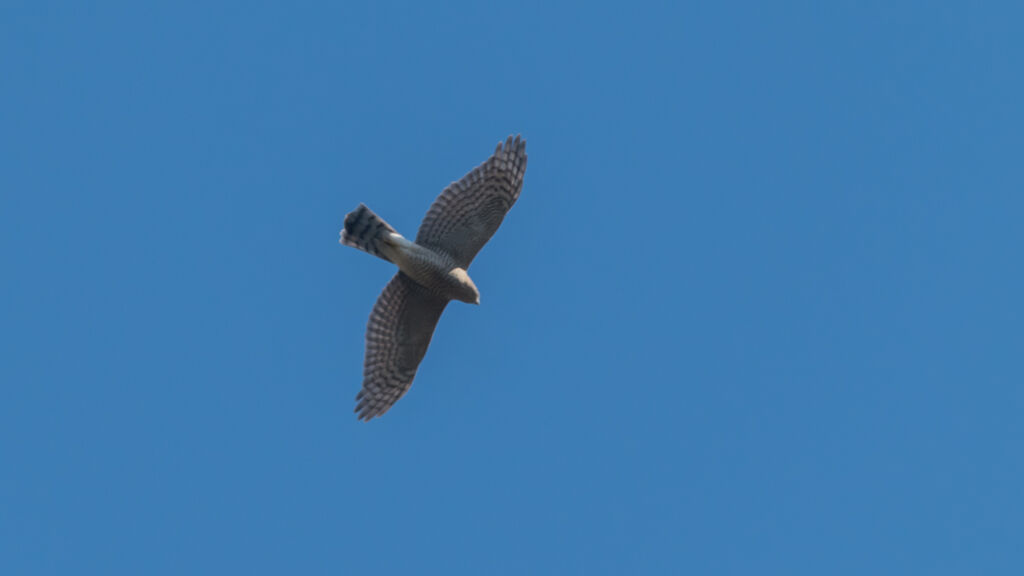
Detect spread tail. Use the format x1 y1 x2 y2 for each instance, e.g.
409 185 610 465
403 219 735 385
339 204 399 262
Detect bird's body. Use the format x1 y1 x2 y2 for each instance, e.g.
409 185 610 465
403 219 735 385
339 135 527 420
376 228 480 305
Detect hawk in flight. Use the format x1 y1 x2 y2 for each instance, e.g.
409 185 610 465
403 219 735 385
339 135 527 420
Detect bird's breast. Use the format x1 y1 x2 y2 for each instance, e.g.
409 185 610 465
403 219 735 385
391 241 478 303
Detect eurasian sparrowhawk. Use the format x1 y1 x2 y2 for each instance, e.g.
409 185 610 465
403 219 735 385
339 135 527 420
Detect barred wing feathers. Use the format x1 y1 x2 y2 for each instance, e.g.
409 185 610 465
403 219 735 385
415 135 527 268
354 273 449 421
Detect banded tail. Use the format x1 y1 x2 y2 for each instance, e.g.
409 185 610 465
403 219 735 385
339 204 399 262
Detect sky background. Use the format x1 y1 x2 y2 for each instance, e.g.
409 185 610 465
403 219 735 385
2 1 1022 574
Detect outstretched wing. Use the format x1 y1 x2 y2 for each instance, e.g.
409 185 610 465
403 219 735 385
415 135 527 268
355 272 449 421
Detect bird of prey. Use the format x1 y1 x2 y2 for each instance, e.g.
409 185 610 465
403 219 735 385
339 135 527 421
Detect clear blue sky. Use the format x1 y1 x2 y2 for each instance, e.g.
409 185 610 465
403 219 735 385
2 1 1022 574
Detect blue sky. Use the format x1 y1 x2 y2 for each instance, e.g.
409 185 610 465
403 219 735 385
2 1 1022 574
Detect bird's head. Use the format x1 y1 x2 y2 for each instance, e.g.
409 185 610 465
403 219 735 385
449 267 480 305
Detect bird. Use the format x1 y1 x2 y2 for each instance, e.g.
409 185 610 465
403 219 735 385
339 135 527 421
